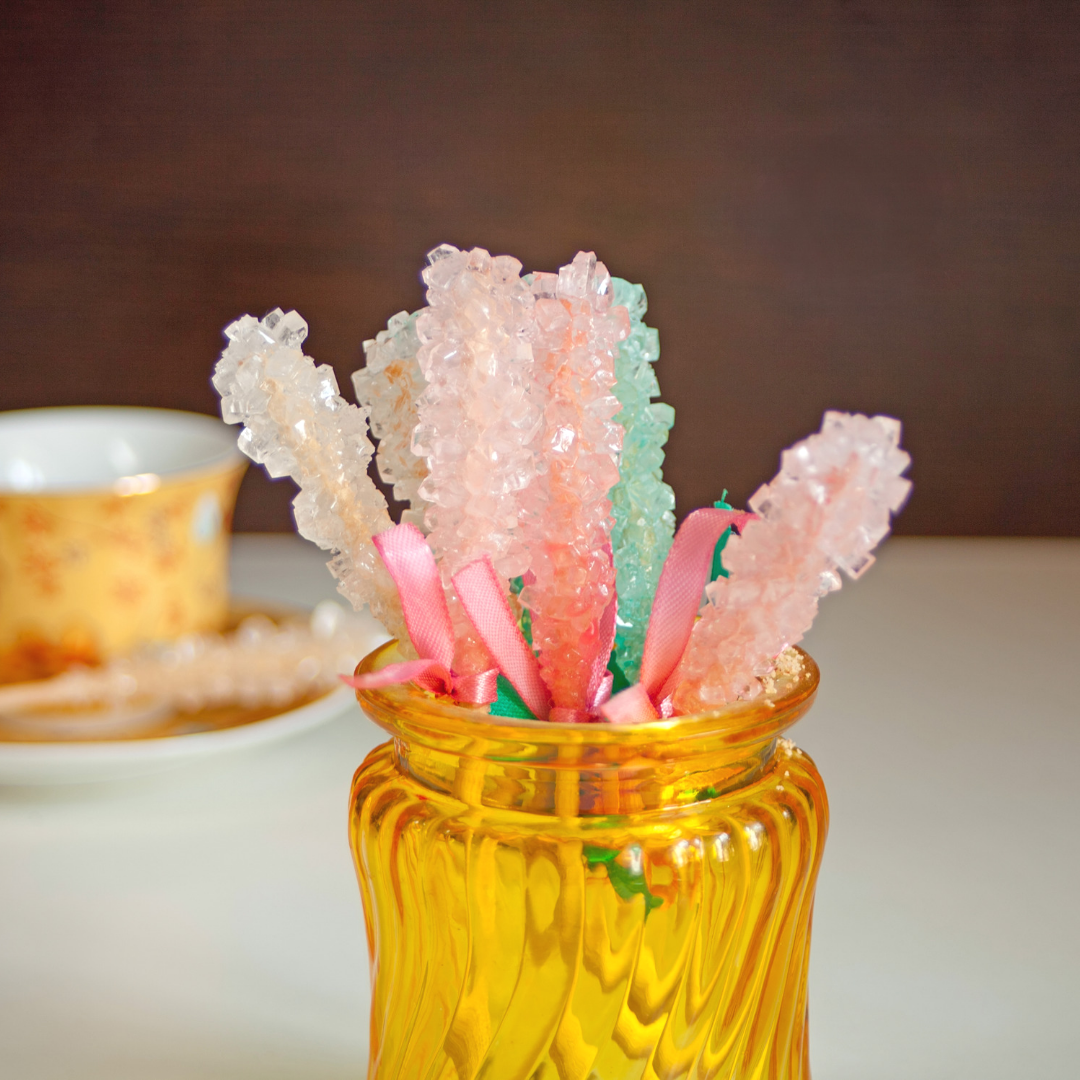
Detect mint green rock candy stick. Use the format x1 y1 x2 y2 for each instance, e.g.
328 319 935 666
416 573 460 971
609 278 676 682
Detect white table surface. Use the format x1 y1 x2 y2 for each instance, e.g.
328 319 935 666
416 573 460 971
1 534 1077 1079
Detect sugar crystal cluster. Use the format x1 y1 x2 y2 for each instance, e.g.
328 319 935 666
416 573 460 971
608 278 676 681
517 253 629 715
673 412 912 711
213 310 407 644
406 246 544 675
214 251 911 722
0 602 377 719
413 246 541 582
353 310 429 531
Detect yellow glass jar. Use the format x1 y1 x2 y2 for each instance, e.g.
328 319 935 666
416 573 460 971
350 640 828 1080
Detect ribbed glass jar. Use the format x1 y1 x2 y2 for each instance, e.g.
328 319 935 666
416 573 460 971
350 640 828 1080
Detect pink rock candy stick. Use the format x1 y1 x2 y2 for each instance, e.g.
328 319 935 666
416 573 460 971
674 411 911 711
410 245 544 675
518 253 630 718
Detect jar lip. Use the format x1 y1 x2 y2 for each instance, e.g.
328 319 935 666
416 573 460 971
353 640 819 750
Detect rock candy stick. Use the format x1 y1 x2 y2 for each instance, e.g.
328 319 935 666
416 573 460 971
518 252 630 717
609 278 676 681
410 245 543 675
674 411 912 711
213 309 407 644
353 310 430 531
0 603 377 718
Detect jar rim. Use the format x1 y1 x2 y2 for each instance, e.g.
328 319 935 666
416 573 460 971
353 639 820 756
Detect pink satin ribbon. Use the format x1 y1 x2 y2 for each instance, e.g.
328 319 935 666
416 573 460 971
589 561 619 705
341 523 499 706
373 522 453 669
344 657 499 705
452 556 552 721
347 508 753 725
600 507 753 723
599 681 657 724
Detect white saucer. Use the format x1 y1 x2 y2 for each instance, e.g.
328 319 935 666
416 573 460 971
0 683 358 786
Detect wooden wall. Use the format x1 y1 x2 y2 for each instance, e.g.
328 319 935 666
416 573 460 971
1 2 1078 534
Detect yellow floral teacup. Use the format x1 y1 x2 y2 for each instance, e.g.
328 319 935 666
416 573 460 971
0 407 246 683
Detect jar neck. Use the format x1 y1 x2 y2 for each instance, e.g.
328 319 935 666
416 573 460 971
355 641 819 819
394 732 781 816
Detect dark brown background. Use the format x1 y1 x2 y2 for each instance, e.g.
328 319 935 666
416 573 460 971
1 2 1077 534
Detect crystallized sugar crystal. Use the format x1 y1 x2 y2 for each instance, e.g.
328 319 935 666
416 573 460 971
674 412 911 710
211 257 913 722
608 278 676 681
352 311 430 531
0 602 377 718
413 245 541 581
518 253 630 714
213 309 407 644
410 245 544 674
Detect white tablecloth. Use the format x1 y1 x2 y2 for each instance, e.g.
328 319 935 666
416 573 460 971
1 535 1077 1078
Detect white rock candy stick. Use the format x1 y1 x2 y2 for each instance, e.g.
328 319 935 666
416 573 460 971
518 252 630 716
0 603 378 717
353 310 430 531
213 309 407 644
673 411 911 711
410 245 544 674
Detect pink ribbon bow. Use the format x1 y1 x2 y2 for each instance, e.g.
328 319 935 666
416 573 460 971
341 523 500 706
343 523 552 719
347 508 752 726
451 557 552 721
600 506 753 724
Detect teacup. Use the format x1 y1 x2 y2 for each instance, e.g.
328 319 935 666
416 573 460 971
0 407 246 683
